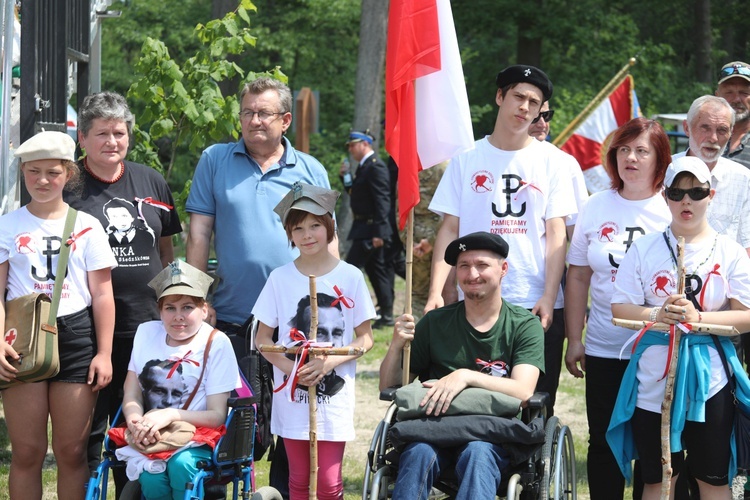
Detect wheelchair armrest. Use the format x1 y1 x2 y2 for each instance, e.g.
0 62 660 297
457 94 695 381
227 396 257 408
522 392 549 422
379 385 401 402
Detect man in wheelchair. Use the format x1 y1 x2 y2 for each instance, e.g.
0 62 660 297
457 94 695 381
379 231 545 499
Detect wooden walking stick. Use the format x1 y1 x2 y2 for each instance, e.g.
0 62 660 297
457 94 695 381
308 275 319 500
658 236 686 499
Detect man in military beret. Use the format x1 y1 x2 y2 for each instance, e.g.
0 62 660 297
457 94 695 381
342 130 395 328
425 64 579 414
380 231 544 499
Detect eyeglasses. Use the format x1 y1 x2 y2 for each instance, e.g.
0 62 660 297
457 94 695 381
531 109 554 124
720 64 750 78
239 110 283 122
665 187 711 202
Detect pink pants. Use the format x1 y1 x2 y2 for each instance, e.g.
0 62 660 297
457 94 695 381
283 438 345 500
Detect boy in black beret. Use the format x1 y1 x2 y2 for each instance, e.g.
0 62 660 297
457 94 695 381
425 64 584 416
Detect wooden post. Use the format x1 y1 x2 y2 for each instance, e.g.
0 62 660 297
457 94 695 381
295 87 316 154
308 275 318 500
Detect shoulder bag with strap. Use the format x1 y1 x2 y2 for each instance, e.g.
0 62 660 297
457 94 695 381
0 208 78 388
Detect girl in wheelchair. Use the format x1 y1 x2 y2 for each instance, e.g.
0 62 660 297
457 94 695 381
253 182 375 499
118 260 240 499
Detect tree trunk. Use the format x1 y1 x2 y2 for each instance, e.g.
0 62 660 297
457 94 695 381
516 0 543 67
694 0 712 83
338 0 389 251
353 0 389 147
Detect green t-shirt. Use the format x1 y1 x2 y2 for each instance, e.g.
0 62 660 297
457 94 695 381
410 301 545 381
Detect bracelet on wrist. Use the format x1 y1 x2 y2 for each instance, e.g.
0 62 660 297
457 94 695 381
698 311 703 322
649 307 660 322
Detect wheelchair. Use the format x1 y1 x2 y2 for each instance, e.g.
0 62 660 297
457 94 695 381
85 396 282 500
362 391 576 500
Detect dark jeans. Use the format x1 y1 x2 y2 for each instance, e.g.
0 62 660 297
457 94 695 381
87 336 134 497
534 308 565 416
585 355 630 500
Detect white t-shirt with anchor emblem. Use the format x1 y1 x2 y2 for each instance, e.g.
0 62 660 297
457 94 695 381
429 137 577 308
612 227 750 411
567 189 670 358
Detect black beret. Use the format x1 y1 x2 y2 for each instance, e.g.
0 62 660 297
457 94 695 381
495 65 553 102
444 232 510 266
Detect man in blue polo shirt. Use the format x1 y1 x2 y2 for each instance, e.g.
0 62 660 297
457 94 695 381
186 77 335 329
186 77 334 497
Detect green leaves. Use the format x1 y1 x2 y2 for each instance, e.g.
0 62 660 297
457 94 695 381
126 0 279 190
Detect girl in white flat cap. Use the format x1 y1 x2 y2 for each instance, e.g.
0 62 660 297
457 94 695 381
0 131 116 499
253 182 375 500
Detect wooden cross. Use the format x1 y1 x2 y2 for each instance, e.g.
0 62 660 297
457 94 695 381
611 236 738 499
258 275 366 500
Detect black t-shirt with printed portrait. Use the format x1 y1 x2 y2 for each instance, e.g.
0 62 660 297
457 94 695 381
64 160 182 337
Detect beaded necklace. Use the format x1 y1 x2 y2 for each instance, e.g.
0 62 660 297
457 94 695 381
84 158 125 184
662 228 718 286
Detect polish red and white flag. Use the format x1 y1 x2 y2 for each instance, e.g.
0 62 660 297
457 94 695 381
559 75 640 193
385 0 474 229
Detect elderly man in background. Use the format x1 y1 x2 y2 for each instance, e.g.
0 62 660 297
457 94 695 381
715 61 750 169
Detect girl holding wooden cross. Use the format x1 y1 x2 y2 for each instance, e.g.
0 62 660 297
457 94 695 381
607 156 750 499
254 182 375 499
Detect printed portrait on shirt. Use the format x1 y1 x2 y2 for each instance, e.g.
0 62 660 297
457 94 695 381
287 292 345 397
139 359 188 411
103 197 155 247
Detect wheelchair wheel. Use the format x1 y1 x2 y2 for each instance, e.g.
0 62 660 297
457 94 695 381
539 416 576 500
250 485 283 500
362 403 399 499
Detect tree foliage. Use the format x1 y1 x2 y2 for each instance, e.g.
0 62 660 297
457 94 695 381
100 0 749 204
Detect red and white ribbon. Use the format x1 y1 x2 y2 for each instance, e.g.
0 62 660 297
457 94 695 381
66 227 93 250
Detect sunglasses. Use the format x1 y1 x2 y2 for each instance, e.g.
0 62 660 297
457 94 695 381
531 109 554 124
666 187 711 202
720 64 750 78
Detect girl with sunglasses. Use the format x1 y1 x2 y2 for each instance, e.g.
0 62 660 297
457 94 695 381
607 156 750 499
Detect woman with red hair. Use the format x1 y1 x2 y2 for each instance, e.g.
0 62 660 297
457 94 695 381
564 117 672 499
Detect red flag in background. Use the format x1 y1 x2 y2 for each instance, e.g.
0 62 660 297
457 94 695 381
559 75 639 193
385 0 474 229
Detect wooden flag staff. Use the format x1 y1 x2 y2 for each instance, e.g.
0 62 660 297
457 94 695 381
257 275 364 500
402 209 414 387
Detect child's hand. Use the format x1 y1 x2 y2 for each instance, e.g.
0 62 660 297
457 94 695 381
0 341 20 382
297 356 328 387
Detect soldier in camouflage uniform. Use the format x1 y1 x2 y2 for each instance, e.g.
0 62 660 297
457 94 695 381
401 162 448 319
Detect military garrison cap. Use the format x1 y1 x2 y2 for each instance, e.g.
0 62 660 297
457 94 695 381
274 181 340 226
148 260 214 300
